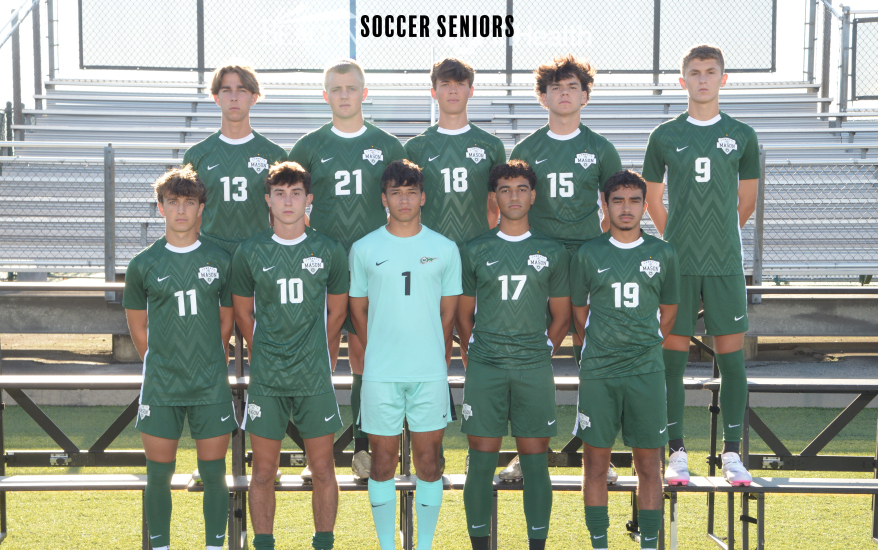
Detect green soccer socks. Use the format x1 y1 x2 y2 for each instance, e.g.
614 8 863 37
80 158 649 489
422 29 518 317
198 457 228 548
253 533 276 549
145 458 175 549
464 448 497 538
519 452 552 540
638 509 662 549
663 348 688 441
312 531 334 549
584 505 610 549
717 349 748 444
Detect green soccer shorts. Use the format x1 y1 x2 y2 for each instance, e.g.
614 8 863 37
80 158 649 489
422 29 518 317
242 392 343 440
460 360 558 438
671 274 748 336
135 401 237 440
574 370 668 450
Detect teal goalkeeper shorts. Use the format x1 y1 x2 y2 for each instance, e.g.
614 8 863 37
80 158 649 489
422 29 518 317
360 380 452 436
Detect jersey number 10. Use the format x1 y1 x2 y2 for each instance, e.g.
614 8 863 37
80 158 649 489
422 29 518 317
278 278 304 304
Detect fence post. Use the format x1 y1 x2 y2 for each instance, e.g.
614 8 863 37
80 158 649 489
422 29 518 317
47 0 55 81
349 0 357 59
11 10 22 141
31 0 41 110
751 146 766 305
820 2 832 114
505 0 513 94
652 0 661 95
805 0 817 82
838 5 851 112
104 144 116 302
2 102 10 156
196 0 205 84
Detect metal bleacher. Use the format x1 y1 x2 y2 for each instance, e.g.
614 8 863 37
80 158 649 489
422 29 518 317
1 79 877 277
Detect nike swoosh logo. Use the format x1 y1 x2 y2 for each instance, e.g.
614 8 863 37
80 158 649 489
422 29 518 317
597 268 610 273
593 535 606 539
728 423 741 428
735 315 745 321
487 261 499 266
660 427 667 433
325 414 336 422
443 413 448 418
157 276 170 282
371 502 387 508
535 159 547 164
376 260 388 266
150 535 161 540
221 415 231 421
548 420 556 425
472 524 486 529
216 534 224 539
321 158 333 163
676 146 688 152
428 155 440 162
645 536 657 541
668 422 678 426
263 266 275 272
207 164 219 170
531 526 546 530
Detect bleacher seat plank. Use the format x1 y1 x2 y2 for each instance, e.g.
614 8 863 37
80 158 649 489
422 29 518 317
0 474 191 491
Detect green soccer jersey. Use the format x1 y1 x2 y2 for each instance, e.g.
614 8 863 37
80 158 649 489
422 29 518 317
642 112 760 276
183 131 287 250
460 227 570 369
510 124 622 252
570 232 680 379
123 237 233 406
231 228 350 397
288 122 407 252
404 123 507 244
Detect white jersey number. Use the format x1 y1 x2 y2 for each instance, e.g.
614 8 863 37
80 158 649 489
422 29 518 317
174 289 197 316
695 158 711 183
611 282 639 308
335 170 363 196
277 278 304 304
498 275 527 300
440 167 468 193
547 173 574 198
221 177 248 201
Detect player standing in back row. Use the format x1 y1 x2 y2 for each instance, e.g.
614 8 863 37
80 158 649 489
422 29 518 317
183 63 287 256
288 59 407 480
642 44 759 487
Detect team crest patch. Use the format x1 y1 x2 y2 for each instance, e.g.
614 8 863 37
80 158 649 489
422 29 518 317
248 156 269 174
302 257 324 274
466 147 487 164
578 412 591 430
462 404 473 421
639 259 661 278
527 254 549 272
248 403 262 421
575 152 596 170
138 405 150 420
717 137 737 155
362 148 383 165
198 266 219 285
420 256 437 264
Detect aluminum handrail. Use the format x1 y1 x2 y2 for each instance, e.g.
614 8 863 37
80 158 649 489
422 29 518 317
0 0 38 50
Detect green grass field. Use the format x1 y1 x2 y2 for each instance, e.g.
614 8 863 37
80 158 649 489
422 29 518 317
2 404 877 549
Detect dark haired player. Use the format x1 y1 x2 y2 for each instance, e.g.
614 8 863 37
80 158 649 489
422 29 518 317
509 53 622 483
232 162 349 550
124 167 234 550
571 170 679 550
288 59 407 480
349 160 461 550
643 44 759 487
458 160 570 550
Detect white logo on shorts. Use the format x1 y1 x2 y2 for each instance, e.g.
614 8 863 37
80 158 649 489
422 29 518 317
578 412 591 429
247 403 262 421
462 404 473 421
138 404 150 420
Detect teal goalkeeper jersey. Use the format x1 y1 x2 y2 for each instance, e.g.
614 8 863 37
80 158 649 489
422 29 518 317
288 122 407 252
404 123 507 244
123 237 233 406
570 232 680 379
349 225 462 383
231 228 349 397
460 227 570 369
183 131 287 248
510 124 622 252
642 112 760 276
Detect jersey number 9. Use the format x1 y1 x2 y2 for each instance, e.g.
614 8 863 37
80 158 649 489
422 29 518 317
695 158 711 183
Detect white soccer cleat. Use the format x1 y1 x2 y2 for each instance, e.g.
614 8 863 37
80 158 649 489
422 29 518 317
192 468 202 485
301 464 312 484
498 455 522 482
606 463 619 485
721 452 752 486
665 451 691 486
352 450 371 482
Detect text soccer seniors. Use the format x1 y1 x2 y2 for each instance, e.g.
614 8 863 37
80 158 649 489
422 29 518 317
123 43 756 549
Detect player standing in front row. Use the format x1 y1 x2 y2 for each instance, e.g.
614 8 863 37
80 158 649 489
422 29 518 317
124 167 235 550
643 44 759 487
510 53 622 483
231 162 349 550
571 170 679 550
288 59 407 480
183 63 287 256
349 160 461 550
457 160 571 550
404 56 507 365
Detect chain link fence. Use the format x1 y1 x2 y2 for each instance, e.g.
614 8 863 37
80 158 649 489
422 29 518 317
78 0 776 74
852 17 878 100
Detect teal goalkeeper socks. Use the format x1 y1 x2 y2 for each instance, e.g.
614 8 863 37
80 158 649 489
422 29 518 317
717 349 748 443
584 505 610 548
663 348 688 441
415 477 443 549
144 458 175 549
368 477 397 550
197 457 229 548
519 452 552 539
464 448 497 538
